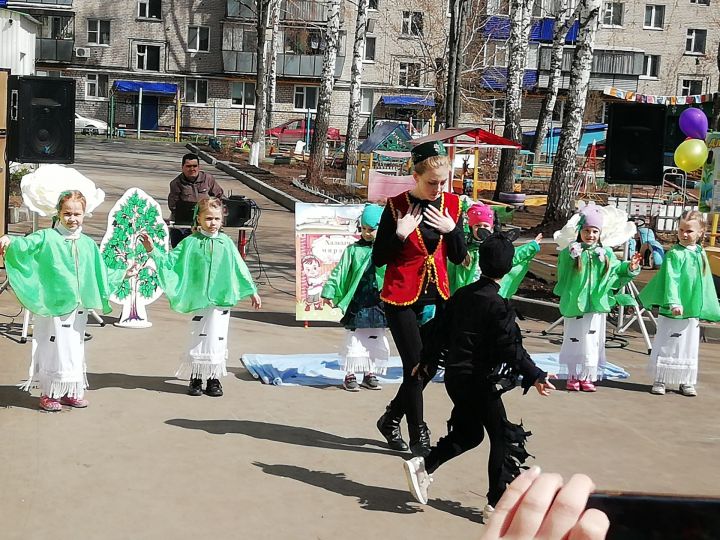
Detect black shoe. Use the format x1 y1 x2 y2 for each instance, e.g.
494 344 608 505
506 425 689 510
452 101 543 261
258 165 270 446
377 405 409 451
205 378 223 397
409 422 431 458
188 378 203 396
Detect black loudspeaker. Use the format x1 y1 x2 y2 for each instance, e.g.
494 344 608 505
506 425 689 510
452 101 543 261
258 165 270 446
7 76 75 163
223 195 252 227
605 102 665 186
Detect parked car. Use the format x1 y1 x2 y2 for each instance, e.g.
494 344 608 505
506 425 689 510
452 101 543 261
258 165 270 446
266 119 343 145
75 112 108 135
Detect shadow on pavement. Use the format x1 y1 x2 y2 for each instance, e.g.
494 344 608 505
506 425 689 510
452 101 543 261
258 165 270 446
231 310 339 328
598 379 652 393
88 372 188 394
252 461 484 522
0 385 39 411
165 418 399 457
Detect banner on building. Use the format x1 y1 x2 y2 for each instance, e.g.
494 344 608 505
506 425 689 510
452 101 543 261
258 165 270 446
603 86 714 105
295 203 364 322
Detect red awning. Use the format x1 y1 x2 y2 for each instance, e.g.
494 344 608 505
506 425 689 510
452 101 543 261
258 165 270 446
411 127 521 149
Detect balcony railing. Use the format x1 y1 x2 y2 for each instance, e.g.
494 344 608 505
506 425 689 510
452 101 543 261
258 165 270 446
222 50 344 77
8 0 72 6
36 37 74 62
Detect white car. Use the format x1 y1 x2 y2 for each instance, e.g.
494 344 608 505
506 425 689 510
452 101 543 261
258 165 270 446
75 112 108 135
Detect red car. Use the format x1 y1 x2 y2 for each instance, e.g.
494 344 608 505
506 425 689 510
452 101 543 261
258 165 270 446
266 119 343 144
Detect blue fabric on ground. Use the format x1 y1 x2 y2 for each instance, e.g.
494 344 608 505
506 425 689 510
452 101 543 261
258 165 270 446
241 353 630 386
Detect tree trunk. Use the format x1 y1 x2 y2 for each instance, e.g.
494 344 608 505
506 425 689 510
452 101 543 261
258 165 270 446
543 0 601 226
266 0 281 132
532 10 574 162
343 0 369 169
445 0 459 127
495 0 536 200
453 0 468 125
250 0 270 167
307 0 342 185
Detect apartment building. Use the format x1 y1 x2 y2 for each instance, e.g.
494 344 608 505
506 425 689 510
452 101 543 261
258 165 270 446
4 0 446 137
477 0 720 134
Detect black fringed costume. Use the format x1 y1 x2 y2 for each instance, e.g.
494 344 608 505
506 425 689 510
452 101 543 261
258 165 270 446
421 276 546 506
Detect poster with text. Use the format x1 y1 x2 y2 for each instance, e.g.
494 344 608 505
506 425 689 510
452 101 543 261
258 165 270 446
295 203 364 322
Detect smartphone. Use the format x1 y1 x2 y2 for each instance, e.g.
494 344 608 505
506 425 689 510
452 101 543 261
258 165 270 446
587 491 720 539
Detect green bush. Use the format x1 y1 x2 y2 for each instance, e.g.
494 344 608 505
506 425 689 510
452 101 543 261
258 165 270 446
8 164 33 196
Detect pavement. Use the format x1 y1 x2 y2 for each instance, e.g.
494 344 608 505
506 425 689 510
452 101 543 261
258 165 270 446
1 138 718 539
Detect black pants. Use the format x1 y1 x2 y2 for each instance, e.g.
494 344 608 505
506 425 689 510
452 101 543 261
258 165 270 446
424 376 509 506
385 303 439 429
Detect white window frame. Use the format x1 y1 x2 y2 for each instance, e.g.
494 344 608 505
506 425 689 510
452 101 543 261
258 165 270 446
231 81 256 108
488 98 505 120
136 44 161 71
137 0 162 19
685 29 707 54
680 78 703 96
188 25 210 52
86 73 109 100
360 88 374 114
293 85 319 112
487 41 508 68
401 11 423 36
87 19 111 45
399 62 421 87
363 35 376 62
641 54 660 78
601 2 624 26
185 79 208 104
643 5 664 29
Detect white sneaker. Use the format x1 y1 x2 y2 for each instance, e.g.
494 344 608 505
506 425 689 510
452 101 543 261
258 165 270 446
651 382 666 395
403 456 432 504
483 504 495 519
679 384 697 397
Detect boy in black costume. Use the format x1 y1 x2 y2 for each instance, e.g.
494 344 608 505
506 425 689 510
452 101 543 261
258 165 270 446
403 233 555 517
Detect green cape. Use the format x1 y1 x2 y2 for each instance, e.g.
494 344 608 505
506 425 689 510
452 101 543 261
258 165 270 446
151 232 257 314
321 241 385 314
639 244 720 321
4 229 122 317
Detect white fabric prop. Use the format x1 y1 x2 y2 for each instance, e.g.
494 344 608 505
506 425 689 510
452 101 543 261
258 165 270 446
553 201 637 250
20 164 105 216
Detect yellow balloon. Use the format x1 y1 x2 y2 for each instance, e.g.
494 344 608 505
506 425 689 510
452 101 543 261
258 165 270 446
674 139 709 173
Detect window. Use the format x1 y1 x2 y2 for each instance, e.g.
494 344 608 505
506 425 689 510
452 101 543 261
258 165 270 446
488 41 508 67
185 79 208 104
88 19 111 45
231 81 256 107
399 62 421 86
283 28 324 55
86 74 109 99
487 0 511 15
491 99 505 120
686 29 707 54
364 36 376 61
681 79 703 96
602 2 623 26
642 54 660 78
401 11 423 36
368 0 378 8
361 88 374 114
228 0 255 17
294 86 318 111
643 5 664 28
136 44 161 71
690 0 710 5
188 26 210 52
138 0 161 18
41 15 73 39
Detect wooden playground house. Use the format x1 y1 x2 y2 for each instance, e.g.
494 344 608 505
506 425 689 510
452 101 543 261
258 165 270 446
355 122 414 189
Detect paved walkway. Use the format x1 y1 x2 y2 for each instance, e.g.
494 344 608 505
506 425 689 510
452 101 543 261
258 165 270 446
1 139 718 539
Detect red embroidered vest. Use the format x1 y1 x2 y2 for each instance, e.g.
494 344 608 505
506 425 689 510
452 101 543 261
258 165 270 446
381 191 461 306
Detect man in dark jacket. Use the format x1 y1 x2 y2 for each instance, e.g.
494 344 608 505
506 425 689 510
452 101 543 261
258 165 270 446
403 233 555 516
168 153 224 245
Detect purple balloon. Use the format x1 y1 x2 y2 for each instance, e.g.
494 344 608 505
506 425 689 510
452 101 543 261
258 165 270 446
679 108 709 140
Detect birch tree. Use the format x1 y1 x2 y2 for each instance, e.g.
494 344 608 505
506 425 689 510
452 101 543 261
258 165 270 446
343 0 370 170
307 0 342 185
266 0 281 131
543 0 601 226
446 0 469 127
495 0 537 200
249 0 273 167
532 2 575 161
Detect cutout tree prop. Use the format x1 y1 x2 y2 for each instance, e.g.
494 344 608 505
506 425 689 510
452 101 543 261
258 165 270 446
101 189 169 328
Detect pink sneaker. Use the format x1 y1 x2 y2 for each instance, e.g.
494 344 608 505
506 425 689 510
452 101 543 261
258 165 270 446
579 380 597 392
60 395 89 408
39 395 62 412
566 379 580 391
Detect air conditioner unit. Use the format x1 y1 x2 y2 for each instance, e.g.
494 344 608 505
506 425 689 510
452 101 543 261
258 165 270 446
74 47 90 58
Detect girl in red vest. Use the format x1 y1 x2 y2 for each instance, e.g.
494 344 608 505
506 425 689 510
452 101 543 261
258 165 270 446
372 141 467 457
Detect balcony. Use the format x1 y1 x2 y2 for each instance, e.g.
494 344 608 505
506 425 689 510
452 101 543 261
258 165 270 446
281 0 328 22
7 0 72 7
537 47 644 91
36 37 74 62
222 50 345 77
